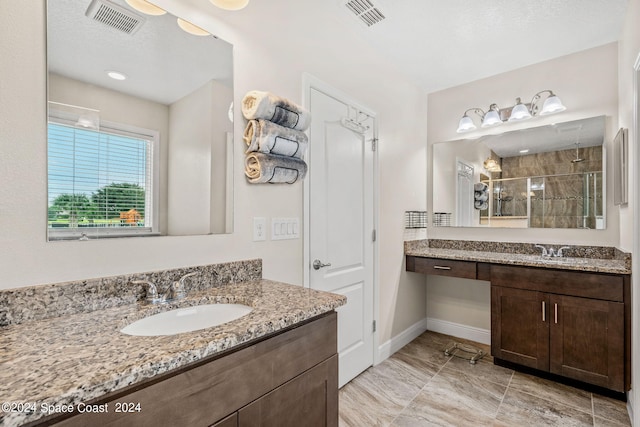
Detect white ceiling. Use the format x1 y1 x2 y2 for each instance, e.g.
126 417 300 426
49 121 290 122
337 0 629 93
48 0 233 105
48 0 630 103
477 116 605 158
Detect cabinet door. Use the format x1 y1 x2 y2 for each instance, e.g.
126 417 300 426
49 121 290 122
238 355 338 427
491 286 549 371
549 295 624 392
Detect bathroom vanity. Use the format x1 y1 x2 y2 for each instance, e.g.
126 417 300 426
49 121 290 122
405 240 631 394
0 260 346 426
50 313 338 427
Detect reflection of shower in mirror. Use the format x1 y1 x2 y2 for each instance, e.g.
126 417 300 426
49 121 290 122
571 143 585 163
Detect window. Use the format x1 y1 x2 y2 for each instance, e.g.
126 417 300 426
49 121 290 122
47 118 158 240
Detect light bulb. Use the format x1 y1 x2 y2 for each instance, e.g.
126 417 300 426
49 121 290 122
125 0 166 15
540 95 566 115
209 0 249 11
177 18 210 36
508 98 532 121
481 108 501 127
456 115 476 133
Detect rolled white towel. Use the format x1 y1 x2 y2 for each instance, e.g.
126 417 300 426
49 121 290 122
242 90 311 131
244 119 308 159
474 200 489 210
245 152 308 184
474 182 488 192
474 191 488 202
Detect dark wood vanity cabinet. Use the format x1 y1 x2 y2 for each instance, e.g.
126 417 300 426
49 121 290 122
406 255 630 393
491 265 628 392
44 313 338 427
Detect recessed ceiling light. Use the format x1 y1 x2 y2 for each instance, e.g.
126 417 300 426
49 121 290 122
210 0 249 11
176 18 210 36
519 149 530 154
107 71 127 80
125 0 166 16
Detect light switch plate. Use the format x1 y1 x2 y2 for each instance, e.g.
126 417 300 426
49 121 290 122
271 217 300 240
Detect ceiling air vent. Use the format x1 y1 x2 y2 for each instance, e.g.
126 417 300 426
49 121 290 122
85 0 145 35
345 0 386 27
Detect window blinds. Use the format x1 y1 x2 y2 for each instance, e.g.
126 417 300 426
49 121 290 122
47 122 153 237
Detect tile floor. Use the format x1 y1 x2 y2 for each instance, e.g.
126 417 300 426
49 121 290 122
339 331 631 426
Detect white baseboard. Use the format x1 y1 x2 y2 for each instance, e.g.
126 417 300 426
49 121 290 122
426 317 491 346
376 318 428 364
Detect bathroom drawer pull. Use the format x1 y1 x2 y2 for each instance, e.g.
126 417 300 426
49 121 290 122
433 266 452 270
554 303 558 324
542 301 546 322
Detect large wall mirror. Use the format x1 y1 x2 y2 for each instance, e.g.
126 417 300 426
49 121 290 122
432 116 606 229
46 0 234 240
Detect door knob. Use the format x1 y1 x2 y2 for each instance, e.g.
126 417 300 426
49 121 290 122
313 259 332 270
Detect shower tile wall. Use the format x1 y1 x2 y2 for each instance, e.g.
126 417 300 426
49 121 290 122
499 146 602 228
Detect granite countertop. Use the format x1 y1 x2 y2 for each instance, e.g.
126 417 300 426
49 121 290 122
405 240 631 275
0 279 346 426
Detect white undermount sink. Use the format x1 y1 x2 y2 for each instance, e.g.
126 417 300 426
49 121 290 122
121 304 253 336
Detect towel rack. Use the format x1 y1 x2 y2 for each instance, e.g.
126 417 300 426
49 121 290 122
405 211 427 229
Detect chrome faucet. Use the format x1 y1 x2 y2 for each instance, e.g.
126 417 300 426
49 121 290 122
534 245 549 257
132 272 198 305
165 272 197 302
132 279 163 304
534 245 571 258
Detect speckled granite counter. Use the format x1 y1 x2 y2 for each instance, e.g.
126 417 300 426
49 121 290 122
405 239 631 275
0 262 346 426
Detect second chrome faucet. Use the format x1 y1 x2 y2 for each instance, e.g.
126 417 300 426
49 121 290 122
534 245 571 258
133 272 198 305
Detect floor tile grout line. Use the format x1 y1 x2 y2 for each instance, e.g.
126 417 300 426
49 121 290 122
494 370 515 420
387 351 453 427
591 393 596 426
507 383 595 417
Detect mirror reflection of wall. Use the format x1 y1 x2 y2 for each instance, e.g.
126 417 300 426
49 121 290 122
432 116 606 229
46 0 234 240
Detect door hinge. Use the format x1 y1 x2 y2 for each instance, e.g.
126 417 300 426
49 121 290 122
372 229 376 242
371 138 378 151
372 320 376 333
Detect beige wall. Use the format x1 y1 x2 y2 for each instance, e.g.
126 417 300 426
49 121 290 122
618 0 640 253
425 43 619 333
0 0 427 346
168 80 232 235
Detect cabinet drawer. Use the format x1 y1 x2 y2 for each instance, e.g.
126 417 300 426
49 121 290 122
406 256 476 279
490 265 623 302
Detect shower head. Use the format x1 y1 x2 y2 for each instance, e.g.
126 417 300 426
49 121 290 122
571 143 584 163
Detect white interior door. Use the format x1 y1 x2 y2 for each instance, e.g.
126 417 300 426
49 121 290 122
306 84 375 388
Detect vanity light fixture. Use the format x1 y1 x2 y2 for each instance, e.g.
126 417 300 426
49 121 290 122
483 158 502 172
210 0 250 10
508 98 532 122
124 0 166 15
177 18 210 36
456 108 484 133
481 104 502 128
456 90 566 133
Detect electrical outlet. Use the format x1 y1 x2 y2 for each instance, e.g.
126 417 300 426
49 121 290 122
253 217 266 241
